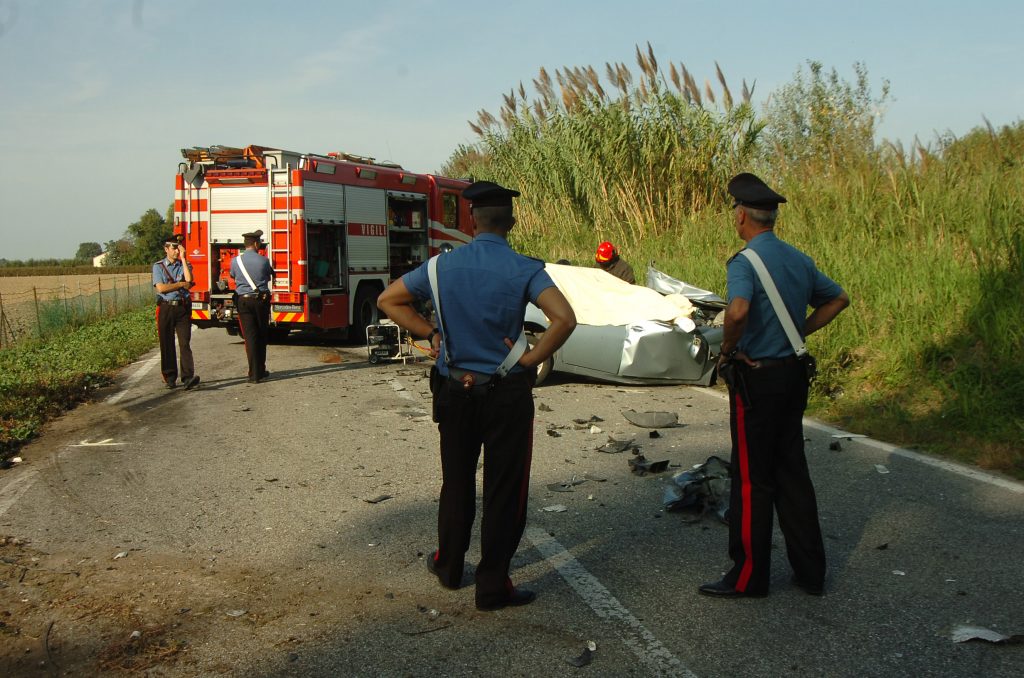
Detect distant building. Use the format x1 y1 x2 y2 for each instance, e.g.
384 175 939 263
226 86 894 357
92 252 109 268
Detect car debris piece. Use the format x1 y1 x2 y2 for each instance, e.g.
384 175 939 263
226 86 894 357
226 609 247 617
950 625 1023 644
546 429 562 438
628 454 669 476
573 416 604 425
539 403 553 412
875 465 890 474
567 646 594 668
363 494 393 504
547 475 586 492
542 504 568 512
597 436 635 454
583 473 607 482
622 409 679 428
113 551 128 560
663 456 731 523
589 425 603 434
829 441 842 451
649 431 661 439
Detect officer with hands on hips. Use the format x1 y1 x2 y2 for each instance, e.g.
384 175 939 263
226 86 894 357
700 172 849 599
377 180 576 611
230 230 275 383
153 236 200 390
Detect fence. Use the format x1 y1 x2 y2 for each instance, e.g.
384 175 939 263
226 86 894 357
0 274 154 349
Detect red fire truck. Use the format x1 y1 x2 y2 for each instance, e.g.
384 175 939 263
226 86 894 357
173 144 473 339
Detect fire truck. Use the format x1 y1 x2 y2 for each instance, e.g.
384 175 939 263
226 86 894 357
173 144 474 339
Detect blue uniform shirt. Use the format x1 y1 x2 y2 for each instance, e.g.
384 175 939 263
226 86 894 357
231 250 274 294
727 231 843 360
152 258 190 302
403 233 555 376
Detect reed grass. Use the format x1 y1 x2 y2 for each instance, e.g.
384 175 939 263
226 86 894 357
445 51 1024 477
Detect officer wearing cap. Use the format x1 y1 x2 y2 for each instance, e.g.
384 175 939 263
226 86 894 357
230 230 275 383
378 180 576 611
153 235 200 390
699 173 849 599
594 240 635 284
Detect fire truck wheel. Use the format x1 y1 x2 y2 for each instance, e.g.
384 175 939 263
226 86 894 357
527 333 552 386
352 285 381 341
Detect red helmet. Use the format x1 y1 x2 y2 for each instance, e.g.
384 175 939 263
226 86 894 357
595 241 616 263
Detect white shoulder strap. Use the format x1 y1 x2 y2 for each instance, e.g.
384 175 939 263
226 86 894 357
738 249 807 357
427 254 528 375
237 254 257 291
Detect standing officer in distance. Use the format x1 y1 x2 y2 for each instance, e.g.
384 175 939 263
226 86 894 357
595 240 635 284
153 236 200 390
378 181 576 611
231 230 274 383
700 173 849 598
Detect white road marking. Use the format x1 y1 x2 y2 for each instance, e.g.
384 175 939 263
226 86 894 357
527 527 695 678
689 386 1023 495
106 354 160 404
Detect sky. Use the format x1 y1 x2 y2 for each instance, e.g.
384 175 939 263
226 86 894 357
1 0 1021 260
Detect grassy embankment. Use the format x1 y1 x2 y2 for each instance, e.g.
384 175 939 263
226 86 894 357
446 52 1023 477
0 307 156 461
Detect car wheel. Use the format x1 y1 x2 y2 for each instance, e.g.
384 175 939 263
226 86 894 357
527 333 552 386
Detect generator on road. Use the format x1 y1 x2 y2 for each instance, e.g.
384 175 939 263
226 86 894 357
173 144 474 340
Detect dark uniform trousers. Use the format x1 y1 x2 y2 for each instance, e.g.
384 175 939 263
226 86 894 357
236 293 270 380
431 372 534 608
156 301 194 384
724 359 826 594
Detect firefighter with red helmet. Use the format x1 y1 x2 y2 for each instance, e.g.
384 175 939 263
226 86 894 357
594 241 635 284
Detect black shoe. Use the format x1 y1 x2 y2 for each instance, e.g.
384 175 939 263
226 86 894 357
698 579 767 598
165 381 177 389
426 551 460 590
260 370 271 380
183 376 200 390
248 376 261 384
792 576 824 596
476 588 536 611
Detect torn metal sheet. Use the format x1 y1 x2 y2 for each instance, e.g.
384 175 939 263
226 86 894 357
597 437 636 454
628 455 669 475
951 625 1023 644
622 409 679 428
547 476 586 493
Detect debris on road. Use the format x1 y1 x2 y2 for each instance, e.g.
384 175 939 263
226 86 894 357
542 504 568 513
627 453 669 476
547 475 587 492
950 625 1023 644
547 429 562 438
363 494 393 504
892 570 906 576
597 436 635 454
567 641 597 667
589 425 603 434
829 441 842 451
225 609 247 617
875 465 890 474
649 431 661 439
622 410 679 428
113 551 128 560
539 403 553 412
663 456 731 523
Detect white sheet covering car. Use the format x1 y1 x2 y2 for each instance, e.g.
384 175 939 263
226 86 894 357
524 264 724 385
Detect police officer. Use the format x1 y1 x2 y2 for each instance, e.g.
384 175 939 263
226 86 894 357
595 241 635 284
377 181 576 611
230 230 274 383
700 173 849 598
153 236 200 390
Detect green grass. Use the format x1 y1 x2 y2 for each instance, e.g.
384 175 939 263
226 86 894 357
446 52 1024 478
0 308 156 458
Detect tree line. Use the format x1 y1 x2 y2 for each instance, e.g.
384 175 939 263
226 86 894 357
0 205 174 268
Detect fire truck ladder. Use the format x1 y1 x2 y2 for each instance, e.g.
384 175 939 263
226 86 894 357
268 167 292 290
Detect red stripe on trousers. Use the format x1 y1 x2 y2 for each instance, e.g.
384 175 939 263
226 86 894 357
735 390 754 591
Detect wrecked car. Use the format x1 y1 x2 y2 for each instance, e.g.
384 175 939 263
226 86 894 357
523 263 725 386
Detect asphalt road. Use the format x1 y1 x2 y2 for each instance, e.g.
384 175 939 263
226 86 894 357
0 326 1021 677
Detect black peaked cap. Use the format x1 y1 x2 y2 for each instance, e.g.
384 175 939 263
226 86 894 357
463 181 520 208
728 173 787 210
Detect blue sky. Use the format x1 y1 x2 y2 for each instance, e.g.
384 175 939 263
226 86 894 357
1 0 1021 260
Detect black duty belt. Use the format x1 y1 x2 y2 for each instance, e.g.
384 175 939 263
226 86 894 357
238 291 270 299
157 299 187 306
445 367 531 396
751 355 799 369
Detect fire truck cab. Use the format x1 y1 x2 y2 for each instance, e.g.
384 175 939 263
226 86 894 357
174 144 473 339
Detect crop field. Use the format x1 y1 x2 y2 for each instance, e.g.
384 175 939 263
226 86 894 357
0 273 153 346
